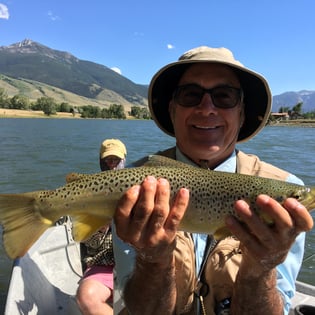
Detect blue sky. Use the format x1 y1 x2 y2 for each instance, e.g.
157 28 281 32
0 0 314 95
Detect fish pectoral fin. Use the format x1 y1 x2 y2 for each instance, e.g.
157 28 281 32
72 214 112 242
0 193 53 259
213 226 233 240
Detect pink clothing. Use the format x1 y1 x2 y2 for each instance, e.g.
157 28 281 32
82 265 114 290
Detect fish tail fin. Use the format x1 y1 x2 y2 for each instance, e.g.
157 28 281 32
0 193 53 259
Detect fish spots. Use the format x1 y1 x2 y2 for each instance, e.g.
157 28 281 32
23 161 314 242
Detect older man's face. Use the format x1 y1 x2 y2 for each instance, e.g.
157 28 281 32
169 63 244 168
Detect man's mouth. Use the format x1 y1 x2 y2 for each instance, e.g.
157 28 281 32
194 125 219 130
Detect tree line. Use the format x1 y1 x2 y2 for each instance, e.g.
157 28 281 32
276 102 315 119
0 88 150 119
267 102 315 123
2 88 313 120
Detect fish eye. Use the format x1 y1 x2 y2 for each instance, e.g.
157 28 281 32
275 196 285 203
290 191 302 200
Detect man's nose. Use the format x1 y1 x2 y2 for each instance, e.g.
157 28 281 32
196 93 218 113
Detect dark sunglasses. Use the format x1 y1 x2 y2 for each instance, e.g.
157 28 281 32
173 84 243 109
104 157 121 164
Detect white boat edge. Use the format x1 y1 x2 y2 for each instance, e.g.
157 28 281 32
4 224 315 315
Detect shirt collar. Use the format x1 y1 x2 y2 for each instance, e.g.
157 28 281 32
175 147 236 173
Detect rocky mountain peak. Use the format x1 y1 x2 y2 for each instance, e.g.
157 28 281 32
0 39 77 63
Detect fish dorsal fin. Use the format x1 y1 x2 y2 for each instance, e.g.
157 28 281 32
144 155 194 169
65 172 86 183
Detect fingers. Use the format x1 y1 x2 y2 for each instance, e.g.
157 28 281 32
114 184 141 238
132 176 161 240
282 197 314 231
115 176 159 245
147 178 171 234
225 194 314 272
165 187 189 231
254 195 313 235
255 195 296 238
225 200 264 255
114 176 189 250
228 195 313 237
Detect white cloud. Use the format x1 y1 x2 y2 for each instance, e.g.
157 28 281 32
111 67 122 75
48 10 60 21
133 31 144 37
167 44 175 50
0 3 9 19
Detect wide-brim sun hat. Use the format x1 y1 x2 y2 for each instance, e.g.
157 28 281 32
100 139 127 159
148 46 272 142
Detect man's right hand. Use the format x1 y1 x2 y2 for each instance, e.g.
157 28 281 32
114 176 189 264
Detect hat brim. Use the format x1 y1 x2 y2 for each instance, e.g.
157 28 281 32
149 59 271 142
100 150 125 159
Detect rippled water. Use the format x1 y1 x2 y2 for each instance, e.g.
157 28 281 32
0 118 314 311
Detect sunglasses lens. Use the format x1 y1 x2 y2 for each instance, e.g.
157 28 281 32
211 87 240 108
174 85 204 107
174 84 241 108
105 158 121 164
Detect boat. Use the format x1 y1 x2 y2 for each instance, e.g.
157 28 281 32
4 220 315 315
4 218 124 315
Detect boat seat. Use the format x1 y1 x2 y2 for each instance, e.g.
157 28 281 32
68 295 82 315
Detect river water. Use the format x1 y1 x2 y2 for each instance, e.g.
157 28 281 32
0 118 314 311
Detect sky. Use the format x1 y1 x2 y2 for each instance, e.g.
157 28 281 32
0 0 314 96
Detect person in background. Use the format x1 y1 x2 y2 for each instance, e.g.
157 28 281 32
76 139 127 315
112 46 313 315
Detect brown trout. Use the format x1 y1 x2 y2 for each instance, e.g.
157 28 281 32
0 155 314 259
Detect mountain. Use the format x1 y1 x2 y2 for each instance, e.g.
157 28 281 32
0 39 314 113
272 90 315 113
0 39 148 108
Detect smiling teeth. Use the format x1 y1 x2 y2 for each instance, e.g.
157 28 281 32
195 125 216 129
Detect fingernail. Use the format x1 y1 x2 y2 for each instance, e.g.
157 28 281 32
145 175 156 183
130 185 141 196
225 215 235 226
158 178 168 185
257 194 270 204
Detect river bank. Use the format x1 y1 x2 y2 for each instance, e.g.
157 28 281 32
1 109 315 126
0 109 81 119
268 119 315 128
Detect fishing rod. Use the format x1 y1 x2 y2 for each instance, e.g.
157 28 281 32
303 252 315 263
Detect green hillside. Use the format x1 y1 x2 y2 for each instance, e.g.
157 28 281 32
0 39 148 110
0 74 136 112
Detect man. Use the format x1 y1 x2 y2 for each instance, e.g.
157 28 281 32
113 46 313 315
76 139 127 315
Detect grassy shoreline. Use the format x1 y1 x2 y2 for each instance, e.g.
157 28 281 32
268 120 315 127
0 109 81 119
1 109 315 127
